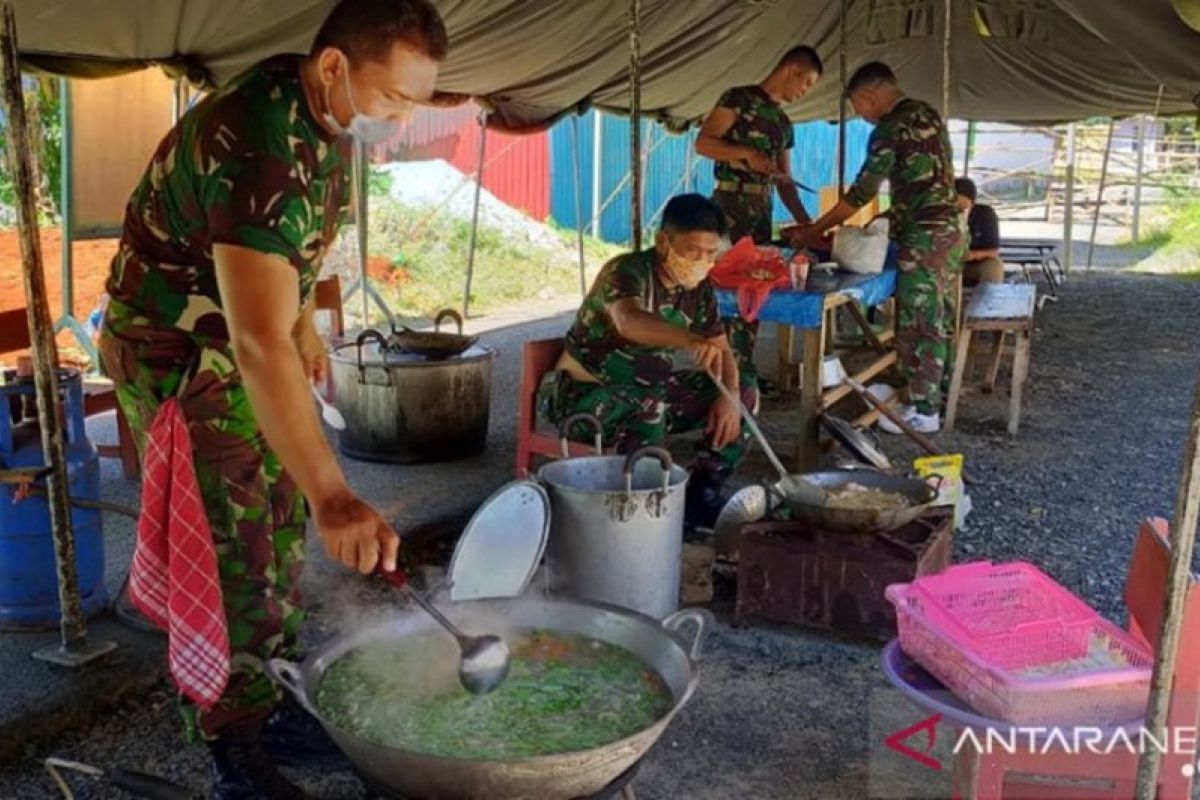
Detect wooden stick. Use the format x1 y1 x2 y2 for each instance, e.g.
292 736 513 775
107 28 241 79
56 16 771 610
843 376 978 485
0 1 86 649
1134 369 1200 797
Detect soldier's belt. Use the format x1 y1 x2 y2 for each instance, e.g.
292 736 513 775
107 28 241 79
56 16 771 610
715 180 770 196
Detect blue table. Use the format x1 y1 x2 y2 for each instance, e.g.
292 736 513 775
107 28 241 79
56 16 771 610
715 267 899 469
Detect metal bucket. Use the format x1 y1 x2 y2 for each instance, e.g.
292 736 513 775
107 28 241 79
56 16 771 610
538 417 688 619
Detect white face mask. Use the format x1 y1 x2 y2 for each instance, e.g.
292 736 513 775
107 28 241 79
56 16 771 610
323 58 401 145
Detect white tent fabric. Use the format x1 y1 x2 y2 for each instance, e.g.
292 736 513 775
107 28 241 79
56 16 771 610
11 0 1200 130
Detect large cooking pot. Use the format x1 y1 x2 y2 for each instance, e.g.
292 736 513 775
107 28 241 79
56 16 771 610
330 329 495 463
539 416 688 620
265 599 711 800
774 468 940 534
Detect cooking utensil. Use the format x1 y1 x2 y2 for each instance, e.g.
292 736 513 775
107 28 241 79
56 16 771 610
391 309 479 359
44 758 199 800
265 600 712 800
771 468 941 534
820 414 892 470
706 373 827 507
841 376 977 485
330 329 495 464
446 479 549 602
713 484 771 557
375 565 511 695
310 384 346 430
541 423 687 619
769 172 817 194
404 585 511 695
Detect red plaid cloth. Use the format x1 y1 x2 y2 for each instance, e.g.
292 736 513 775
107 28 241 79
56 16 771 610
128 398 230 709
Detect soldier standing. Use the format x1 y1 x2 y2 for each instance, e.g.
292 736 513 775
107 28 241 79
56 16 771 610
694 46 823 396
98 1 447 796
792 61 964 434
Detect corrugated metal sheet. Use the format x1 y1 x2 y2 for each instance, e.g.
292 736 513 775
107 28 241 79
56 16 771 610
550 111 874 245
374 103 550 220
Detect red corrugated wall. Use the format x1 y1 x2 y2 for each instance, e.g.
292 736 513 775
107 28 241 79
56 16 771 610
375 103 550 221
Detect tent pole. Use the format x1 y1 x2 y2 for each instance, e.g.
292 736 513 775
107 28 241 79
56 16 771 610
463 110 488 318
59 77 73 325
963 120 975 176
683 132 693 193
837 0 848 197
1062 123 1077 276
0 1 115 668
1133 86 1164 245
1086 118 1115 273
591 111 602 239
1134 368 1200 798
941 0 951 120
571 115 587 296
628 0 642 251
349 139 370 330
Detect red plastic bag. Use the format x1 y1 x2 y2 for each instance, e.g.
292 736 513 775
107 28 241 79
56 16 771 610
709 237 792 321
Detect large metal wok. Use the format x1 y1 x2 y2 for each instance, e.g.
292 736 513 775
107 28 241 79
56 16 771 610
390 308 478 359
773 468 941 534
265 598 710 800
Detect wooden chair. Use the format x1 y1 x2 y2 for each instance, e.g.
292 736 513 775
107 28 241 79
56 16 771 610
0 307 139 478
515 339 609 477
313 275 345 338
953 518 1200 799
944 284 1036 435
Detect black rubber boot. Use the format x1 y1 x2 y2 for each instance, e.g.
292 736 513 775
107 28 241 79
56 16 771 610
208 718 307 800
262 695 350 770
685 468 730 531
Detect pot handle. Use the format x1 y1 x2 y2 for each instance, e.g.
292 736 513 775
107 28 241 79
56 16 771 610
557 413 603 457
264 658 320 718
354 329 391 386
433 308 464 335
623 446 673 494
662 607 714 662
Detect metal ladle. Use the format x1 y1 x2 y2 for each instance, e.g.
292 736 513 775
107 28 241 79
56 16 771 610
707 373 828 506
404 586 511 695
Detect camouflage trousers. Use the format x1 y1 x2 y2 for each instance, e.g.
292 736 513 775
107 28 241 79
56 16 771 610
537 369 753 473
894 225 966 415
99 305 306 741
713 189 773 387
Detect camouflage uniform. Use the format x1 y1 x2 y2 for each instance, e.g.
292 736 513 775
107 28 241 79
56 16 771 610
844 97 965 414
98 56 349 740
537 249 753 473
708 85 794 388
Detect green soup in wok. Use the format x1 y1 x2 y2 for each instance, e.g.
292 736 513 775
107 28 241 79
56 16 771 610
316 629 675 759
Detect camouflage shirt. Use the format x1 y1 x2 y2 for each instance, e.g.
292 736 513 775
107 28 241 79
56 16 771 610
105 56 350 345
844 97 959 245
565 249 725 386
712 85 794 184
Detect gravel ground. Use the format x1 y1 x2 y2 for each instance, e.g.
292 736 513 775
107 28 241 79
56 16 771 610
3 264 1199 799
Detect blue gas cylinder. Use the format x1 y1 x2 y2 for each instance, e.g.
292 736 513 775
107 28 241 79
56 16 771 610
0 368 107 629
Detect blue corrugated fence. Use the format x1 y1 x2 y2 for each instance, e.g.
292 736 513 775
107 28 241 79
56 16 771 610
548 111 873 244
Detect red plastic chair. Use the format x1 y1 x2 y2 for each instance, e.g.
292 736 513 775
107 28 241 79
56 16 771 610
514 339 610 477
953 518 1200 799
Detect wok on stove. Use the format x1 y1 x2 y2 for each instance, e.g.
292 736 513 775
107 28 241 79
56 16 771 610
265 598 711 800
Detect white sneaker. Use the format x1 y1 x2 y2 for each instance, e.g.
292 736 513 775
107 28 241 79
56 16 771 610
878 404 940 435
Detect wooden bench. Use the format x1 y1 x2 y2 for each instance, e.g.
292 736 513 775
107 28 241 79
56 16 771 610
944 283 1036 435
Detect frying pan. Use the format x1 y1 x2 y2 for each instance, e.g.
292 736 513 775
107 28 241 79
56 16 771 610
391 309 478 359
771 468 942 534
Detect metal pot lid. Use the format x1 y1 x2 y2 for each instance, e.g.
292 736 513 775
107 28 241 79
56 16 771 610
448 479 549 601
820 414 891 471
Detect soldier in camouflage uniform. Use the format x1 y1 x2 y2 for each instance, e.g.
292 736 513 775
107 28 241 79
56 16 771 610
792 62 964 434
97 2 447 796
695 46 823 393
538 194 752 528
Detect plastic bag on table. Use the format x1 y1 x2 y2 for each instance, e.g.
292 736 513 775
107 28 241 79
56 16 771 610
709 237 792 321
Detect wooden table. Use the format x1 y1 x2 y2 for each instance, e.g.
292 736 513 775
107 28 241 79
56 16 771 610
998 237 1064 303
716 268 898 469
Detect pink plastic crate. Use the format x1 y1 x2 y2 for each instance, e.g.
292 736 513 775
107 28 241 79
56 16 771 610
887 561 1153 726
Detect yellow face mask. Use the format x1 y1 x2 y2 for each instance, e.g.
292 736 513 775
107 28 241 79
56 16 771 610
664 247 713 290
